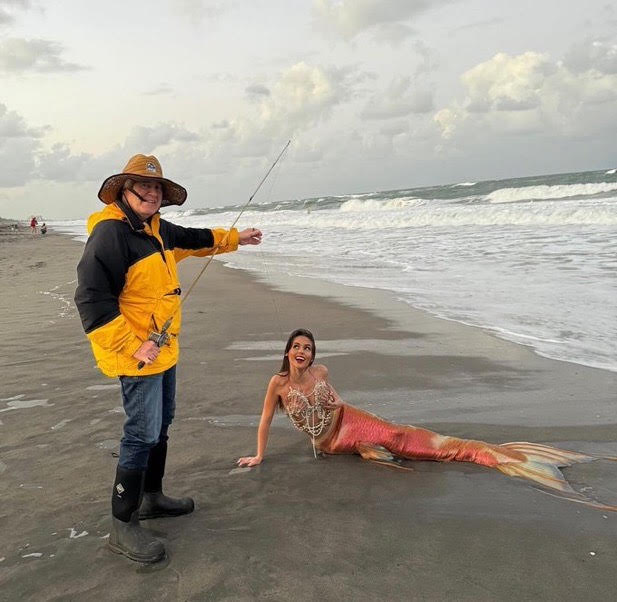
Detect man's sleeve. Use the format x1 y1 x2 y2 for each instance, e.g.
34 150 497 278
74 221 142 356
163 220 239 262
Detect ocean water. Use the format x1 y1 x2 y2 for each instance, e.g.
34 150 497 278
52 168 617 373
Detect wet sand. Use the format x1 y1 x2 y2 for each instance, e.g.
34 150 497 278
1 230 616 601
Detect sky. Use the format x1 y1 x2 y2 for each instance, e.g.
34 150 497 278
1 0 616 219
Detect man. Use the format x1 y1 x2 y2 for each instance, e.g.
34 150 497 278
74 154 261 563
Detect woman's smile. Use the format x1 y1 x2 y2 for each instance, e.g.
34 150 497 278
288 336 313 368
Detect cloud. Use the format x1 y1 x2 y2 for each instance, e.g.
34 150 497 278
371 22 416 46
138 61 365 182
412 40 438 77
0 137 38 186
0 0 31 26
205 72 236 83
433 50 617 140
0 38 87 73
172 0 234 24
142 84 174 96
0 102 45 137
564 38 617 74
261 62 360 127
36 143 92 182
450 17 504 34
245 83 271 98
0 102 45 186
123 123 202 152
0 114 207 192
312 0 449 41
361 76 434 118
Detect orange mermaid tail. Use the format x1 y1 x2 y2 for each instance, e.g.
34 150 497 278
319 405 617 511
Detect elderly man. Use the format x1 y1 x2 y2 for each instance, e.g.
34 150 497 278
75 154 261 563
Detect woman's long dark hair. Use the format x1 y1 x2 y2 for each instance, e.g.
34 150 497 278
277 328 316 410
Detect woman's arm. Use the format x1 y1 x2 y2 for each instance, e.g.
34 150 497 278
237 375 280 467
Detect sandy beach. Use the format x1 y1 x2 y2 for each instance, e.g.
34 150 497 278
1 229 616 601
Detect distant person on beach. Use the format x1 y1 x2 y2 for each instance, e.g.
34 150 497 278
237 328 617 512
75 154 262 563
40 223 47 235
30 216 38 235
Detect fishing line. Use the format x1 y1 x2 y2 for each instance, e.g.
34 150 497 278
176 139 291 312
137 140 291 369
254 150 289 342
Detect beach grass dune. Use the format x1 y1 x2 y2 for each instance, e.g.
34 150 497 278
1 232 616 600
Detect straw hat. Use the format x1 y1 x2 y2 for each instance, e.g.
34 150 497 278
98 154 187 206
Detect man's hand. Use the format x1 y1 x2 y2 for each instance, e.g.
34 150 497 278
133 340 160 364
238 228 262 246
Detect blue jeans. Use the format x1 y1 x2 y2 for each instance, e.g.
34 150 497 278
118 366 176 470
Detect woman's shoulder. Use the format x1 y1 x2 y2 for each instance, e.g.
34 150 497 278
269 372 288 388
311 364 329 379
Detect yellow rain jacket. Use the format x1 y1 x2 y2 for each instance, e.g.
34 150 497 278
75 202 238 377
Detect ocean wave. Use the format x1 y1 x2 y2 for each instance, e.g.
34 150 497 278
236 200 617 229
605 168 617 175
339 197 424 211
487 182 617 203
452 182 477 187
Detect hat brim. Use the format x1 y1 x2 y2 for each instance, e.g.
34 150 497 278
98 173 187 207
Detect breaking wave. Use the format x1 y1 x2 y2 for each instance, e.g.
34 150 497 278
488 182 617 203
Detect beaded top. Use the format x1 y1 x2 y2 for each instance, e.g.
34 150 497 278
285 379 334 439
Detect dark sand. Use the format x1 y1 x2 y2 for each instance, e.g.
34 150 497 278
1 230 616 601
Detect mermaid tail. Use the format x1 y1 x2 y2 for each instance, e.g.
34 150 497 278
356 443 414 471
318 405 617 511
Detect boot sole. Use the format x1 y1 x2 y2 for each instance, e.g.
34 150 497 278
108 541 165 563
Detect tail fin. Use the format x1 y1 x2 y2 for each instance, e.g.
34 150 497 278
496 442 617 512
499 442 594 468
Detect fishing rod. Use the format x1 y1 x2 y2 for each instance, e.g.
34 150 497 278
138 139 291 369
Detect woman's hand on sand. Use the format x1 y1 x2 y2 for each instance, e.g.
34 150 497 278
133 340 161 364
238 228 262 246
237 455 263 467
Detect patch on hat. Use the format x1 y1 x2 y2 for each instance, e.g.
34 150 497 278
146 162 157 173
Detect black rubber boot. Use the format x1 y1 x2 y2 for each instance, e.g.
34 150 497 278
139 491 195 519
139 439 194 520
108 466 165 563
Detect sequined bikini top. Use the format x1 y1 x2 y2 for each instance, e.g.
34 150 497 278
285 379 334 447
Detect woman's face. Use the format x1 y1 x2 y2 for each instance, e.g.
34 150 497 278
287 335 314 370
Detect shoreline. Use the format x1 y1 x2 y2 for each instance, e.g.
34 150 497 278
50 218 617 375
218 257 617 431
1 231 616 600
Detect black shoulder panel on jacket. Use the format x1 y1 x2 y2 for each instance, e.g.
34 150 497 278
74 220 131 333
159 219 215 250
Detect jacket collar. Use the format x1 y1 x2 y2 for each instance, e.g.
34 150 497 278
114 199 149 233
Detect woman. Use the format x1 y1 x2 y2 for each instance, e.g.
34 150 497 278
237 328 617 512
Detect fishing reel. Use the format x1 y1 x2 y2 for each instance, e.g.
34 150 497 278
147 329 171 347
137 329 172 370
